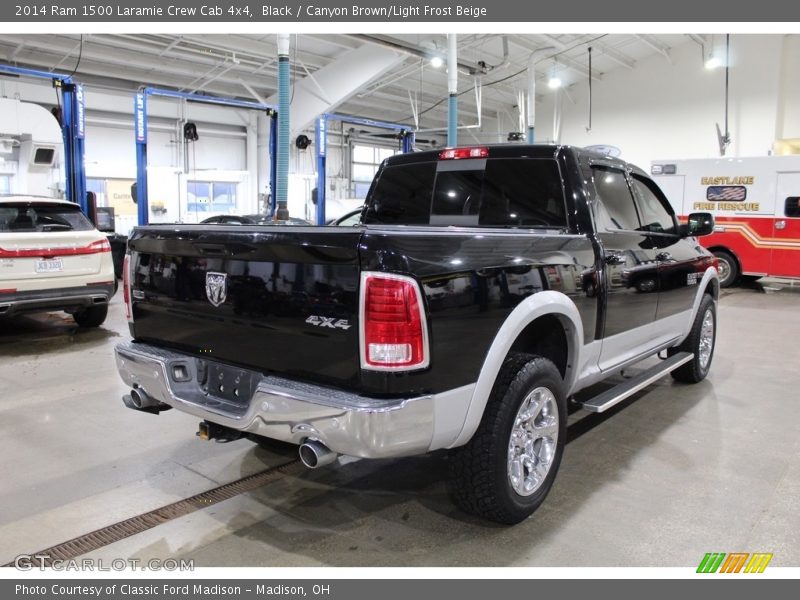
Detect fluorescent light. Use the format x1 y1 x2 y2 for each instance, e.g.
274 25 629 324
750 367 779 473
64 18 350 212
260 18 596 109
548 76 562 89
705 55 721 70
430 56 444 68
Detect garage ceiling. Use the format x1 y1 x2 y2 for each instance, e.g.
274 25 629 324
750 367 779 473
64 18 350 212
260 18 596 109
0 33 694 129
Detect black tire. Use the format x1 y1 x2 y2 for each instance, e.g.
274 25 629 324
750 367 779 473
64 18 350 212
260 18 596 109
73 304 108 328
669 294 716 383
448 353 567 524
713 250 739 288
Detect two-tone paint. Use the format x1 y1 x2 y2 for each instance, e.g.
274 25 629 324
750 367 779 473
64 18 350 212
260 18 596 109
125 146 716 409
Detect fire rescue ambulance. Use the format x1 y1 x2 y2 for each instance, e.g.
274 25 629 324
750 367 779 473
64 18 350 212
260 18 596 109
652 156 800 286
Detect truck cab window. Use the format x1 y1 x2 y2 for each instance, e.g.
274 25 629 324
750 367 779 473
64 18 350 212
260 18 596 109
480 158 566 227
631 176 677 235
364 162 436 225
591 167 640 231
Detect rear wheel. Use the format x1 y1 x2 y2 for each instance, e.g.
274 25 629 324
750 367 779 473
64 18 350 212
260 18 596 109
448 353 566 524
713 250 739 288
72 304 108 328
669 294 716 383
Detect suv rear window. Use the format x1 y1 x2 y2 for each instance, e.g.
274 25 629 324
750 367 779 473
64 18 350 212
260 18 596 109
0 203 94 232
364 158 566 228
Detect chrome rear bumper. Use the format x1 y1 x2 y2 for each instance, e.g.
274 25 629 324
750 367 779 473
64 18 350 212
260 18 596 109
114 341 435 459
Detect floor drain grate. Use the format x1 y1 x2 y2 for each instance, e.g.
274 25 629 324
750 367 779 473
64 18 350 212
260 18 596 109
3 459 303 567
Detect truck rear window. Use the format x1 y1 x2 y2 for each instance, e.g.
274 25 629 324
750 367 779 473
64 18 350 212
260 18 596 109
364 157 566 228
0 203 94 233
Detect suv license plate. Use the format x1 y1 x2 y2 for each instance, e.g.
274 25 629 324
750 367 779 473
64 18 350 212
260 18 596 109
35 259 64 273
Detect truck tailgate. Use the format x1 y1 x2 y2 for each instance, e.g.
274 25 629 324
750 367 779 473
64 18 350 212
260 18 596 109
128 226 362 387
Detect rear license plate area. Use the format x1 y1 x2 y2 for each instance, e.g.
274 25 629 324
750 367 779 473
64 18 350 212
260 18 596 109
35 258 64 273
200 361 257 405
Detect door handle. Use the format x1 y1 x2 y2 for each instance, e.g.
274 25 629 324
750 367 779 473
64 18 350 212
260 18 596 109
775 220 787 230
605 253 625 265
656 252 673 261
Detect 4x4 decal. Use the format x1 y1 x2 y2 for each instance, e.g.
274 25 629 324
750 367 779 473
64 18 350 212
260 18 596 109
305 315 351 330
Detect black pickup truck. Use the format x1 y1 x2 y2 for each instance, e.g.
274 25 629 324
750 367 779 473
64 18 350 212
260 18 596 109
115 145 719 524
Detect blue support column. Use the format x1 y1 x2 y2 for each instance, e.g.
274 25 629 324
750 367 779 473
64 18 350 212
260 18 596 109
275 51 290 220
401 131 414 154
448 94 458 147
315 116 327 226
60 83 87 213
527 127 535 144
268 112 278 217
134 92 149 226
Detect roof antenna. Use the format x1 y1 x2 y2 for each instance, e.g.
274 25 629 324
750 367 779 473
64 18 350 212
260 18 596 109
586 47 593 133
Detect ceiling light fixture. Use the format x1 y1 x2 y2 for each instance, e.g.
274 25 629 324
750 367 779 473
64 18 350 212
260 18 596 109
430 55 444 68
548 59 562 89
705 54 721 70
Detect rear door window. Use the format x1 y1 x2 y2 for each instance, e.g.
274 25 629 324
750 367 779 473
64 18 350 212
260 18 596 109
0 203 94 232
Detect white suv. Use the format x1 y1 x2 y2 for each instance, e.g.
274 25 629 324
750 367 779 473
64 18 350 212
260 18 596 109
0 196 116 327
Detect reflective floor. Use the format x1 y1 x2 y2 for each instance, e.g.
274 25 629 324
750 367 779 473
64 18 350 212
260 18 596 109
1 279 798 567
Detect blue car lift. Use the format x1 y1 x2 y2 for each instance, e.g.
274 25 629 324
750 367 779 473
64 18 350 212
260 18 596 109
314 113 414 225
0 64 87 214
134 87 278 226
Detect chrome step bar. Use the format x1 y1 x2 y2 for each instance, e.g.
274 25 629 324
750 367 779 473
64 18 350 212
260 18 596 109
581 351 694 413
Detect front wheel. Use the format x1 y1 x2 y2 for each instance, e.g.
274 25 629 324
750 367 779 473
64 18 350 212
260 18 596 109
669 294 716 383
448 353 566 524
713 250 739 288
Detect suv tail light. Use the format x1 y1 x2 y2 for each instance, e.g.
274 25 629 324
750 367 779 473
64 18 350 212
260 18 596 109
0 238 111 258
122 254 133 322
360 273 429 371
439 147 489 160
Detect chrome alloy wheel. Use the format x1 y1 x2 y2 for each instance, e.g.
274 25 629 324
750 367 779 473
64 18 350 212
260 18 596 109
507 386 559 497
699 308 715 369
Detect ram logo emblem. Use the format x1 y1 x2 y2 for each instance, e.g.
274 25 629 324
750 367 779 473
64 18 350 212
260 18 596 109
205 272 228 307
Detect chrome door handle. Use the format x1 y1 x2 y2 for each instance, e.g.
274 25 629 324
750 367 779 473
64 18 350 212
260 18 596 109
775 220 787 230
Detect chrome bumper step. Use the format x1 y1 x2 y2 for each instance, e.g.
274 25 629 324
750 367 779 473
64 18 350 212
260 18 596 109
580 351 694 413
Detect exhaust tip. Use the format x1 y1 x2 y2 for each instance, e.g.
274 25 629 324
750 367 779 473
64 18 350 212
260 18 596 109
130 387 147 409
299 440 338 469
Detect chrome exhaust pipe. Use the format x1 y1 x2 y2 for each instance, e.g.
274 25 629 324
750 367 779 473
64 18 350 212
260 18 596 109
130 387 157 409
122 386 170 414
298 440 338 469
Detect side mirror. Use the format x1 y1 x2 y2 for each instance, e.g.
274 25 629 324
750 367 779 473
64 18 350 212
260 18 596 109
680 212 715 237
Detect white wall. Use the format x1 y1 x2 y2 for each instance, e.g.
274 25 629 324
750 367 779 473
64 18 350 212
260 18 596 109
534 34 795 169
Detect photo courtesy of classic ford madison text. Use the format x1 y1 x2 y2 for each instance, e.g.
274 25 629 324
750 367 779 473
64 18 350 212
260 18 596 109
0 32 799 568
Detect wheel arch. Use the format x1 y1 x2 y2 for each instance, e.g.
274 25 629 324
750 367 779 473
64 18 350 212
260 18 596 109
449 290 584 448
676 266 719 345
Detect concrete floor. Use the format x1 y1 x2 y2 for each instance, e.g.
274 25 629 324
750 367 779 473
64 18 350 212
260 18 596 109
1 280 799 567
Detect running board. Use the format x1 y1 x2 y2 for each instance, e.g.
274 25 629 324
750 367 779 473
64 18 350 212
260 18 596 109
580 352 694 413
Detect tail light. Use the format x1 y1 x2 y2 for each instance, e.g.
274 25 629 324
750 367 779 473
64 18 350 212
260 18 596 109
123 254 133 322
0 238 111 258
439 147 489 160
359 273 429 371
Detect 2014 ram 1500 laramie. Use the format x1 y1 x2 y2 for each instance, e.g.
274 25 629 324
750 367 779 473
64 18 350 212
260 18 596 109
115 145 719 524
